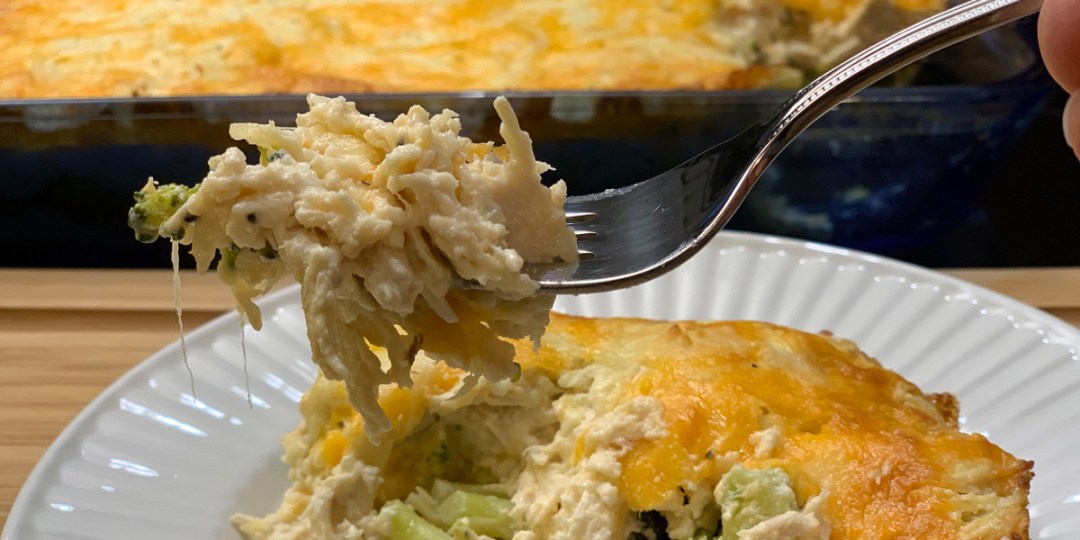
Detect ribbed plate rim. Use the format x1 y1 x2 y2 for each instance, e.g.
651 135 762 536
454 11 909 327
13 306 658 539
4 230 1078 538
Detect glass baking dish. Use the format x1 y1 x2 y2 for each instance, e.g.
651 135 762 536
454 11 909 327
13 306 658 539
0 22 1051 268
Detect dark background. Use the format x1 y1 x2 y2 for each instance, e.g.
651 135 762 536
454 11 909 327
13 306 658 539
855 86 1080 268
2 89 1076 271
961 88 1079 267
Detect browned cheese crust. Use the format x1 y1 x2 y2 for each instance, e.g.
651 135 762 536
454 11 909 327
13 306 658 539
518 314 1033 539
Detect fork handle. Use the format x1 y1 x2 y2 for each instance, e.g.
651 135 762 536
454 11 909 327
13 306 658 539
767 0 1043 152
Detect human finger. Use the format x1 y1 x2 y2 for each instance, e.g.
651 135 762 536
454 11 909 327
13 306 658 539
1065 92 1079 157
1039 0 1080 92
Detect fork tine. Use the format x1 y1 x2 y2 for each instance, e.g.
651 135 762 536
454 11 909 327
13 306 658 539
574 230 598 241
565 211 597 224
535 0 1042 294
567 211 599 260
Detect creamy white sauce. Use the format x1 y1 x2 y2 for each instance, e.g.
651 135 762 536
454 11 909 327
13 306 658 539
512 394 667 540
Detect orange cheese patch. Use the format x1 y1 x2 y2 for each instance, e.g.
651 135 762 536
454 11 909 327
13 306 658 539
538 314 1032 537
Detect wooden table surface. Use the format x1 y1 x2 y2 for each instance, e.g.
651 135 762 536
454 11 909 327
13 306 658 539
3 267 1080 528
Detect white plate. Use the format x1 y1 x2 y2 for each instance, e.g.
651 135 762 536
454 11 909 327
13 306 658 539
5 231 1080 539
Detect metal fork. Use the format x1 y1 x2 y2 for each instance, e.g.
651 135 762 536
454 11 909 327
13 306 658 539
530 0 1042 294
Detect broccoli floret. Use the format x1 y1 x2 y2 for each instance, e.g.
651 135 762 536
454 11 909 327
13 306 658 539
717 465 798 540
127 180 199 243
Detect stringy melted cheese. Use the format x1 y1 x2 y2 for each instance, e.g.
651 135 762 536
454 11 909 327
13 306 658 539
160 94 577 439
0 0 943 98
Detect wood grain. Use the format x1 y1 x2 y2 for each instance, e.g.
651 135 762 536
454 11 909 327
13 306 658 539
944 267 1080 309
2 267 1079 528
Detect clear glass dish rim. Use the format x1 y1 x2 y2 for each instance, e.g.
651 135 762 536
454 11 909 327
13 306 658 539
0 58 1051 113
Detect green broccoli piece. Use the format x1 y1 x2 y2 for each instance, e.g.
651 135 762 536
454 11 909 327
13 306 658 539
718 465 798 540
380 500 453 540
127 180 199 243
436 490 516 539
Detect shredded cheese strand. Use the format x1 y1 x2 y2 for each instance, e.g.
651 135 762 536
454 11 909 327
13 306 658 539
239 314 253 409
171 240 196 398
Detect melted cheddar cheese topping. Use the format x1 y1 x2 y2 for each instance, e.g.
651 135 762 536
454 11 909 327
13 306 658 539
235 313 1032 539
0 0 943 98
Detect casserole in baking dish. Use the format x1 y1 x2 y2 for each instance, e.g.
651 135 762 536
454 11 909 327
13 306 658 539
0 0 941 98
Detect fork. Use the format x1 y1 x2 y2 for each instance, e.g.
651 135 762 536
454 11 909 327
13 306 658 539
529 0 1043 294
